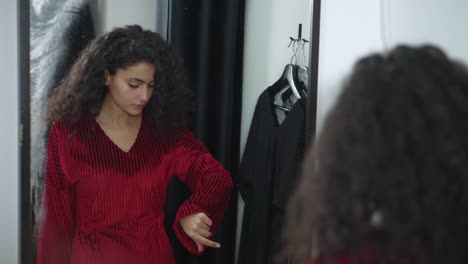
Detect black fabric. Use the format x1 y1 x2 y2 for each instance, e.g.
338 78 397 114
270 97 306 264
164 0 245 263
163 177 193 263
238 90 277 264
238 82 306 264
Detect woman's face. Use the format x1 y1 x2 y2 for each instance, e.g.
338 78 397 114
104 61 155 116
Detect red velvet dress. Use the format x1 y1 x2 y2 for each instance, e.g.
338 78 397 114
36 115 233 264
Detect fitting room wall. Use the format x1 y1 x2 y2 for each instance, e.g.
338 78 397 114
89 0 156 35
316 0 468 134
0 0 20 263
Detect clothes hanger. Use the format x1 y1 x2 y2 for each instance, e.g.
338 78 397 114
297 66 308 90
283 64 301 99
272 25 309 112
279 37 310 104
281 66 303 101
274 37 302 97
271 42 302 100
270 39 302 113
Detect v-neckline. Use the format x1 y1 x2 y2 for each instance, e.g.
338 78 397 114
94 116 144 155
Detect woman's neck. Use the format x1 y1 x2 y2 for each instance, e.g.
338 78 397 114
96 95 141 128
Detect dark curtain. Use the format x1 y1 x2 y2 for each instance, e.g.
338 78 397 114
163 0 245 263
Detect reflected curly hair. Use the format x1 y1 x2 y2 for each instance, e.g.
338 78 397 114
283 45 468 264
47 25 194 135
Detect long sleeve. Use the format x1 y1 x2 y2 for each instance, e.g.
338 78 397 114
170 130 233 254
37 124 76 264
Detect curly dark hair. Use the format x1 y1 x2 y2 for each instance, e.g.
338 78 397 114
283 45 468 264
47 24 194 135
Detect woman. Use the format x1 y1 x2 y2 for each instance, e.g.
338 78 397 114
283 45 468 264
37 25 233 264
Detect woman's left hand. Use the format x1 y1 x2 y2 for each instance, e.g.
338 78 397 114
179 212 221 252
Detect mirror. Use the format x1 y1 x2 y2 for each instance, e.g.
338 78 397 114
22 0 317 263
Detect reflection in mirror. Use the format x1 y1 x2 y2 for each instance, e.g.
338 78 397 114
30 0 168 223
236 1 315 264
30 1 163 228
26 0 316 264
29 1 245 264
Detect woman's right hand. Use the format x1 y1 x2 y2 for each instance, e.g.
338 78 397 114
179 212 221 252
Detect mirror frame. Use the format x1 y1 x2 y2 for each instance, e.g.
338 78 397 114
19 0 32 263
306 0 321 146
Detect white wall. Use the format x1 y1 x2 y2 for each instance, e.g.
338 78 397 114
316 0 384 131
237 0 312 262
0 0 19 263
90 0 157 35
382 0 468 63
316 0 468 133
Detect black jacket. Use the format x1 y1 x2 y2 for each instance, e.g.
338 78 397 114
238 81 305 264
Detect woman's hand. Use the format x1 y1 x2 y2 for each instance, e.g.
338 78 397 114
179 212 221 252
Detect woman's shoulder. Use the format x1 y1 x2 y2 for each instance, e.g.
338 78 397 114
49 113 93 138
50 119 72 136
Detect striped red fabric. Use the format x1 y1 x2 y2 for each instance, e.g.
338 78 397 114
37 114 233 264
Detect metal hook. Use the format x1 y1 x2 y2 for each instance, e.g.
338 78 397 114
290 39 299 65
288 37 295 47
289 24 309 65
